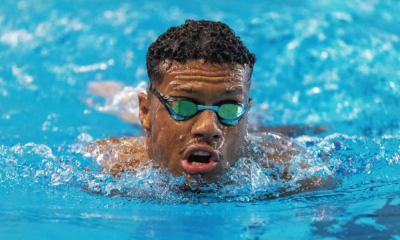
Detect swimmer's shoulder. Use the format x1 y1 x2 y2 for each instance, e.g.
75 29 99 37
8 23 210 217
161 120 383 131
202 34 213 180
246 132 303 181
248 132 336 190
247 131 302 163
86 136 149 176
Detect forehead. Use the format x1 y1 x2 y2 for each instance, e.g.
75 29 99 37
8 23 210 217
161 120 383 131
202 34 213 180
158 59 251 90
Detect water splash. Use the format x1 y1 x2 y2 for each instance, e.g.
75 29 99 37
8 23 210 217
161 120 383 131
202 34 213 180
86 80 147 125
1 132 400 204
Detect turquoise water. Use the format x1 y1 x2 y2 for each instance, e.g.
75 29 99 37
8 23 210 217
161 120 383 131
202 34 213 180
1 0 400 239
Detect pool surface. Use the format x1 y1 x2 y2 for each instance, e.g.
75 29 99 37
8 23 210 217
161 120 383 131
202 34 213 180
1 0 400 239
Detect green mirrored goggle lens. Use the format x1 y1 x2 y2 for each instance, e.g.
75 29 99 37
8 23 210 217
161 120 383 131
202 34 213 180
218 103 244 120
171 100 197 117
170 100 245 120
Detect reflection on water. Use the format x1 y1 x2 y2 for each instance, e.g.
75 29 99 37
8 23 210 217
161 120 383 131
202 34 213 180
312 198 400 239
1 133 399 237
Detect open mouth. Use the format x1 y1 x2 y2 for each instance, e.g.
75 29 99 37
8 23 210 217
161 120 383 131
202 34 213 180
181 145 219 174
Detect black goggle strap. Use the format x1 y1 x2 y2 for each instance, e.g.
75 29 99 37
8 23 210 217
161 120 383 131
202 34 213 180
149 87 186 120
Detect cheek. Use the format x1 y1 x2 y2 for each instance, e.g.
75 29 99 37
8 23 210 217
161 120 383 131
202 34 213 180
221 122 247 154
226 129 246 145
150 108 189 157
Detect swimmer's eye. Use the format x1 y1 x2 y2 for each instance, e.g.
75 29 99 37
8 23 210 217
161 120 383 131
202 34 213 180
170 100 198 117
150 87 248 125
217 103 246 120
169 99 246 120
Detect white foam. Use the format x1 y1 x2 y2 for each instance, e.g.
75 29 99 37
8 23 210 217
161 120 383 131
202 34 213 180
87 81 147 124
1 29 33 47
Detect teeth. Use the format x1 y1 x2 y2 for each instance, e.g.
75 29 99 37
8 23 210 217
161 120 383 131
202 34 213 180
190 162 207 165
192 150 211 156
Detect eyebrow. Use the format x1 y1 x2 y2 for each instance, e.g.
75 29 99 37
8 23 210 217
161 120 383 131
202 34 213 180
224 87 243 95
170 85 197 94
170 85 244 95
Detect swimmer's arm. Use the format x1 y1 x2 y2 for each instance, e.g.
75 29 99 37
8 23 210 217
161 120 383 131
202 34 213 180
258 139 335 192
248 124 330 137
86 81 140 124
85 137 148 177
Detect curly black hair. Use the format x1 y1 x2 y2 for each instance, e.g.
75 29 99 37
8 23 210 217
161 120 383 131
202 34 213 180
146 19 256 86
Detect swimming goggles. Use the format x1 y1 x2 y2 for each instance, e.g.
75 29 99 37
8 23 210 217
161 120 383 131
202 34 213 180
149 87 248 125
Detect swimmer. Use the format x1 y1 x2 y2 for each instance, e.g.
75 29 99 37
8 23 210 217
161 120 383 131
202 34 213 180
87 20 330 190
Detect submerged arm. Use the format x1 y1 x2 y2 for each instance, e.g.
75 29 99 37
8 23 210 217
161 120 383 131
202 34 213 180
248 124 331 137
250 132 336 192
85 136 148 177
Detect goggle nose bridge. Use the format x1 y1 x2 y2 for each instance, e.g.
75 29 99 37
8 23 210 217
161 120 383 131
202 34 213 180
197 105 219 112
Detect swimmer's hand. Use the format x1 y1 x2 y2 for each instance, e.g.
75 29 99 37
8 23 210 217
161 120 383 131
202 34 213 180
85 136 148 177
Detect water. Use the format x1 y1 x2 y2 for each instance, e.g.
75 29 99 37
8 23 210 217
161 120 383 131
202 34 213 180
1 0 400 239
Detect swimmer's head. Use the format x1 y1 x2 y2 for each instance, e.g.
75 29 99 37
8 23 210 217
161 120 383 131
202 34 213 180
146 19 256 88
139 20 256 183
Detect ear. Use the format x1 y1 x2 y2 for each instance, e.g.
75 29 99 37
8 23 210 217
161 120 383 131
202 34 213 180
248 98 253 110
138 92 151 131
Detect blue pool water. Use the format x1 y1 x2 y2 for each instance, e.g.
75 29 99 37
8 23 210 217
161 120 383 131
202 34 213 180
1 0 400 239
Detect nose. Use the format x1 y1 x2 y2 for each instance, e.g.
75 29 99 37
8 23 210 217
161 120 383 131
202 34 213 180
190 109 222 141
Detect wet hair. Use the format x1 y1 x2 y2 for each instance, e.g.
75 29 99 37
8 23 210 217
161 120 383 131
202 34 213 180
146 19 256 87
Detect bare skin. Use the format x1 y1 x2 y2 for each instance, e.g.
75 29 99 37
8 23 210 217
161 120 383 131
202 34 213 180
140 59 253 183
87 59 331 189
